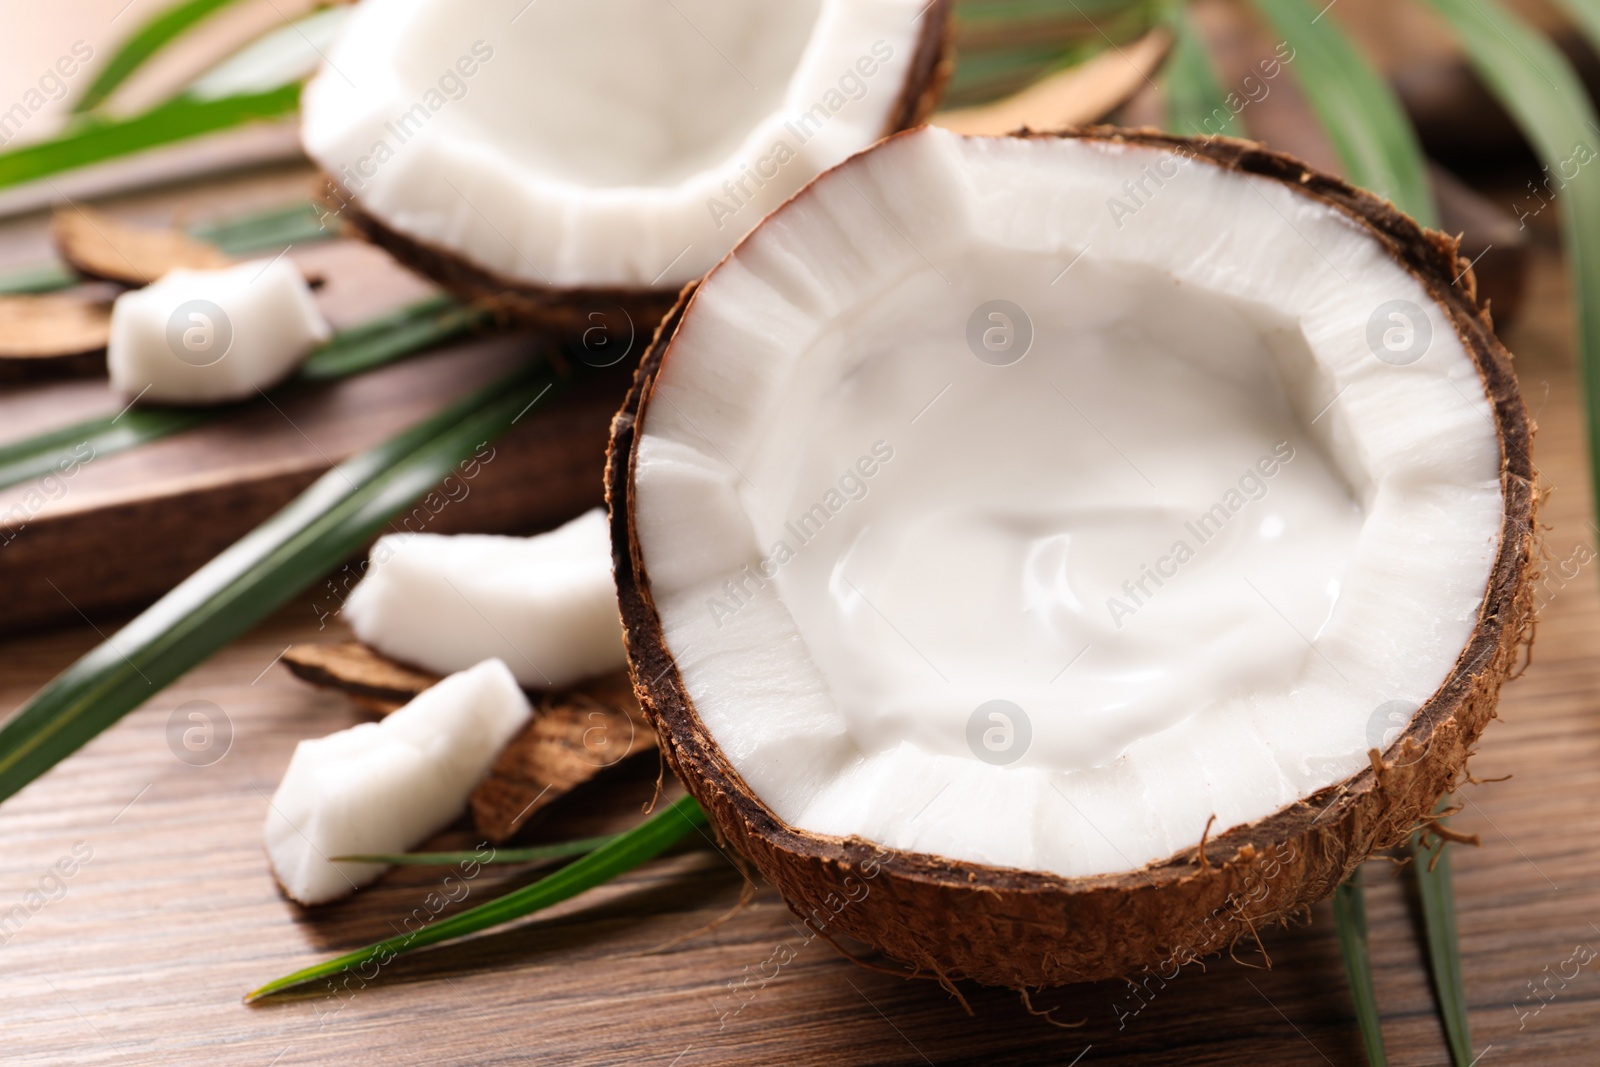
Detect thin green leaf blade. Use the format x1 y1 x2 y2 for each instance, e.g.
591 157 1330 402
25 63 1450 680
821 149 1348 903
333 833 623 867
0 407 209 489
0 359 562 803
191 200 330 257
1421 0 1600 595
184 6 350 103
0 262 78 296
0 85 300 192
247 796 708 1001
1161 4 1241 137
299 296 486 381
1414 828 1472 1066
73 0 250 114
1248 0 1437 225
1333 869 1388 1066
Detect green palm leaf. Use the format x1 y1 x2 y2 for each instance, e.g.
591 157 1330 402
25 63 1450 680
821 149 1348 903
1248 0 1437 224
0 262 80 296
1421 0 1600 588
0 84 299 193
0 407 209 490
1161 4 1241 137
247 795 709 1001
0 356 561 806
333 833 623 867
1413 829 1473 1066
190 201 329 257
72 0 251 114
299 296 488 381
1333 869 1389 1066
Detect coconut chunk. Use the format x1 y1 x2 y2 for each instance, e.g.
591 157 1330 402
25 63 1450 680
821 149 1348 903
264 658 531 905
343 508 625 689
298 0 948 328
107 258 330 404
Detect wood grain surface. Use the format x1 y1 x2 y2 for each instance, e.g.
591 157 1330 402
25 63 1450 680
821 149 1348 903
2 195 1598 1067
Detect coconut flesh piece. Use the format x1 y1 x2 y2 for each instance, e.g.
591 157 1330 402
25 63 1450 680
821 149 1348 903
299 0 945 312
107 258 330 404
265 658 530 904
617 128 1535 982
343 508 626 690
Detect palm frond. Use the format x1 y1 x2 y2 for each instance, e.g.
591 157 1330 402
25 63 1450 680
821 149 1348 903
1249 0 1437 224
1422 0 1600 560
1161 4 1241 137
0 356 562 805
1333 869 1389 1066
247 795 708 1001
72 0 251 114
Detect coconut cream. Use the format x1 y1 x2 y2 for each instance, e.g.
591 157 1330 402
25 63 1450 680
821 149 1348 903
758 256 1366 774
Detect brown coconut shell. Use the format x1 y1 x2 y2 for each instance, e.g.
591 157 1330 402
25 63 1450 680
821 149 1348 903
322 3 953 342
605 127 1538 989
51 206 231 287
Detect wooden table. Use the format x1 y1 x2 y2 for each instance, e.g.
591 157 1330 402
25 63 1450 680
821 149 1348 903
2 216 1597 1067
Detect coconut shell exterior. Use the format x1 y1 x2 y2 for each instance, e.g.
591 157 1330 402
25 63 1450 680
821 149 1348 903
606 128 1538 988
324 3 952 342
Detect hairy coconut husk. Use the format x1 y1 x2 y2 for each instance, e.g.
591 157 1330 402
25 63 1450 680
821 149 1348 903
606 128 1538 988
323 2 953 342
281 643 655 842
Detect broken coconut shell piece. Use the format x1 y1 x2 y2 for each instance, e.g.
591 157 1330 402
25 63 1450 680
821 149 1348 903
0 290 112 359
608 127 1536 988
471 672 657 843
282 644 655 843
298 0 951 337
52 205 231 286
281 640 439 714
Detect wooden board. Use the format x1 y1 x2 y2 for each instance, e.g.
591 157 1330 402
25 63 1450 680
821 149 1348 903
0 231 632 636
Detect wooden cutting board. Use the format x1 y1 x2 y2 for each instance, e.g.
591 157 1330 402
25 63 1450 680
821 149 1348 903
0 217 633 636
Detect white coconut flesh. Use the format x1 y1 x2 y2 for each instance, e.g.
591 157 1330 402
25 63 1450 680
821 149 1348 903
632 127 1504 879
301 0 931 290
344 508 626 689
265 658 531 904
108 258 330 404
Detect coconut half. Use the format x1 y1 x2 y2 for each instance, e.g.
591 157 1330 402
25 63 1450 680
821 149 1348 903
300 0 949 336
608 127 1536 987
